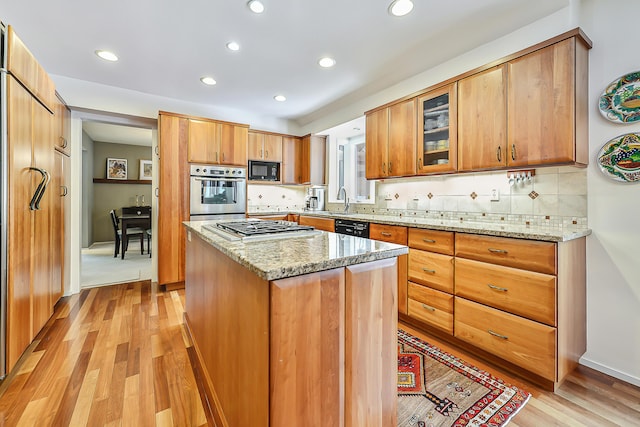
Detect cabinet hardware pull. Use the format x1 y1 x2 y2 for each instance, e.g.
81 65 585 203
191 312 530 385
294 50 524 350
260 149 263 158
265 150 269 158
381 232 392 237
496 146 502 162
422 238 436 243
222 152 225 161
61 186 68 197
511 144 516 160
60 136 68 148
488 248 508 254
487 284 508 292
488 330 509 340
422 268 436 274
382 163 386 173
155 188 160 197
388 162 392 174
418 158 422 169
421 303 436 312
155 146 160 156
29 167 50 210
215 152 219 162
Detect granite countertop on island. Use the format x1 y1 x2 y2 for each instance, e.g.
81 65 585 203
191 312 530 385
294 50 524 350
184 220 408 281
249 210 591 242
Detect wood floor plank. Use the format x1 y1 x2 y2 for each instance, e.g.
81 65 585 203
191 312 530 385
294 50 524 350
16 350 45 375
68 368 100 427
156 407 174 426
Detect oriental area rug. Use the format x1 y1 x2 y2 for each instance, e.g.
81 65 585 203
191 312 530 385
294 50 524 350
398 329 530 427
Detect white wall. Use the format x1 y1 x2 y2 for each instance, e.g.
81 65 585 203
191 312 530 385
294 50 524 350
58 0 639 385
577 0 640 386
81 130 94 247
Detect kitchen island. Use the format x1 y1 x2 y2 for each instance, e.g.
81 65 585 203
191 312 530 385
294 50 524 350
183 220 408 427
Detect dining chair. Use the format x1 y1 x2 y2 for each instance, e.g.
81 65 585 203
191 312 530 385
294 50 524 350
145 229 152 258
109 209 145 258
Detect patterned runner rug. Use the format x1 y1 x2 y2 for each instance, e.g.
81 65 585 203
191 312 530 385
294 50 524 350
398 329 530 427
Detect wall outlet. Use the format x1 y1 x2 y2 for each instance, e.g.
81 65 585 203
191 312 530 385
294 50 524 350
490 189 500 201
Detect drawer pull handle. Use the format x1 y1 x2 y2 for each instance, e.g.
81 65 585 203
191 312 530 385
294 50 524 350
421 303 436 312
488 248 508 254
487 284 508 292
381 232 392 237
422 268 436 274
422 238 436 243
488 330 509 340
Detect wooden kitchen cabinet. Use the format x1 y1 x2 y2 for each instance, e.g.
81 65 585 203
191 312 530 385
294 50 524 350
370 223 409 315
507 36 589 167
248 130 283 161
5 24 64 374
453 232 586 388
458 66 507 171
158 112 190 288
406 228 455 334
282 135 303 184
300 134 326 185
416 83 458 174
54 92 71 155
188 118 248 166
365 98 416 179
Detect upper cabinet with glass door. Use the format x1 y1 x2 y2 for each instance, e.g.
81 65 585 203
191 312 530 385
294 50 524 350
416 83 457 174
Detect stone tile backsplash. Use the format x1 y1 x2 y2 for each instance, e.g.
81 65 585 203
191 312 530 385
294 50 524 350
248 167 588 230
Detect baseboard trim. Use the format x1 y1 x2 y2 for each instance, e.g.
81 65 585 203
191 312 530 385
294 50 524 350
579 357 640 387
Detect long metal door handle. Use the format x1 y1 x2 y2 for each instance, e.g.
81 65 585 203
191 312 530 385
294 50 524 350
34 169 51 210
29 167 48 210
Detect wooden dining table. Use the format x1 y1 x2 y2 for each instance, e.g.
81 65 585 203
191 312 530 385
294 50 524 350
119 213 151 259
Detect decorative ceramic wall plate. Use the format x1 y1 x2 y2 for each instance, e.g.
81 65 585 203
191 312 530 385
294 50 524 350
597 133 640 182
599 71 640 123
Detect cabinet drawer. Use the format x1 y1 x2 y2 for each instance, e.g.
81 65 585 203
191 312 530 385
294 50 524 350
408 249 453 293
455 258 556 326
407 283 453 334
299 216 335 232
370 223 408 245
454 297 556 381
408 228 454 255
455 233 556 275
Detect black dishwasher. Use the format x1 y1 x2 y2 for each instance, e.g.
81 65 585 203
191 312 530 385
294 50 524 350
334 219 369 238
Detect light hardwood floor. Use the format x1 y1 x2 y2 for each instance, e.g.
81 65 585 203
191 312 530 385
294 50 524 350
0 281 638 426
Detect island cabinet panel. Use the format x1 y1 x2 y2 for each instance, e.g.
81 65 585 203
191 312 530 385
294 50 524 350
185 233 269 427
370 223 408 316
345 258 398 427
270 268 345 427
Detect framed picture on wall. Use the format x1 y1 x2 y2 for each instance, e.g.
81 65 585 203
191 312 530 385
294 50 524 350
107 158 127 180
139 159 152 180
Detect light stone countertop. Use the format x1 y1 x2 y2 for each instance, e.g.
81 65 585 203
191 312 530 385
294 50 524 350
184 220 409 281
249 210 591 242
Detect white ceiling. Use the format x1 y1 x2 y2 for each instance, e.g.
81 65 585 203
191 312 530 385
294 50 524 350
3 0 569 131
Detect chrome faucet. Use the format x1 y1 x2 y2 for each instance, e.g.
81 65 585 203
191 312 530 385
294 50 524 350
337 186 350 213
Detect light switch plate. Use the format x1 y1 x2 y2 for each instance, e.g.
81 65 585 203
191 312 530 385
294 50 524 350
490 189 500 201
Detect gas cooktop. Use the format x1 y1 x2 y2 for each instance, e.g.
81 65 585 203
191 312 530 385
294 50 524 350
202 220 320 241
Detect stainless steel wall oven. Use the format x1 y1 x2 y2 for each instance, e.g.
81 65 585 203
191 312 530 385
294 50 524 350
189 164 246 220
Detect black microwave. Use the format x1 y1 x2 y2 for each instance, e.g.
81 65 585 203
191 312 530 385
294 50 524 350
248 160 280 181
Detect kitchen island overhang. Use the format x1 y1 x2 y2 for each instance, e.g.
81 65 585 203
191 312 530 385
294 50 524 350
183 220 408 427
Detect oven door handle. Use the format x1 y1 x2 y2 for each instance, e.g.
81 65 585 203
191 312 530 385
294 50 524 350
193 177 246 182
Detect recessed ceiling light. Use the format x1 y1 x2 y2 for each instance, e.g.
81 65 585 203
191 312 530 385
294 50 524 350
247 0 265 13
388 0 414 17
226 41 240 51
95 50 118 62
318 57 336 68
200 76 217 86
274 95 286 102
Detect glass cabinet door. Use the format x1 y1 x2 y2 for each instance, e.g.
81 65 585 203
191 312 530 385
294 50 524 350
417 83 457 174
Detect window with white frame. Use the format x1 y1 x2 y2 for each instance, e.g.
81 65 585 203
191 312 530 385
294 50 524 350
327 132 375 204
